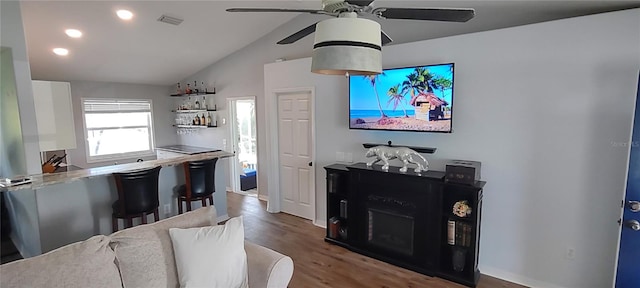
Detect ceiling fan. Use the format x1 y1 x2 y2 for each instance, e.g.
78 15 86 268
226 0 476 46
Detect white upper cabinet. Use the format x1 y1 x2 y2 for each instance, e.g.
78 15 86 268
32 80 77 151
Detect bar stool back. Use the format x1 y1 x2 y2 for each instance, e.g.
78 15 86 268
177 158 218 213
112 166 162 232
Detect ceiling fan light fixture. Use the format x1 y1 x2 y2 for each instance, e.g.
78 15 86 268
311 17 382 76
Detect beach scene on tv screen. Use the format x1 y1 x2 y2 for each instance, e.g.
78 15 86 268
350 63 453 132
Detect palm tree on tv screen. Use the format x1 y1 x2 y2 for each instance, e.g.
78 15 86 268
364 74 387 118
416 67 437 93
401 72 422 105
433 77 452 99
387 84 408 117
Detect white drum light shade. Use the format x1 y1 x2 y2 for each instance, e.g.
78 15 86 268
311 17 382 75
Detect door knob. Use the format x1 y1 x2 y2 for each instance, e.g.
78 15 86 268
308 162 313 167
629 201 640 213
625 219 640 231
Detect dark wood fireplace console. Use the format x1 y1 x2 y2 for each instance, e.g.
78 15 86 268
325 163 485 287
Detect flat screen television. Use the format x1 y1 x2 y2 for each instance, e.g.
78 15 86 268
349 63 454 133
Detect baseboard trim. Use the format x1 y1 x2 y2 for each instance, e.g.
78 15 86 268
313 219 326 228
216 214 230 223
479 265 566 288
258 194 268 201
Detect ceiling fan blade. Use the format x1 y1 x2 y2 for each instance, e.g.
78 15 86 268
376 8 475 22
226 8 325 14
277 22 318 45
381 30 392 46
345 0 375 7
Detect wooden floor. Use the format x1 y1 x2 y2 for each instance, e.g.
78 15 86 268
226 192 527 288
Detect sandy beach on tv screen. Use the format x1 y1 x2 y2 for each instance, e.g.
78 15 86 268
350 117 451 131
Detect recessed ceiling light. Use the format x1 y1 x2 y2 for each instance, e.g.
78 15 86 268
116 10 134 20
65 29 82 38
53 48 69 56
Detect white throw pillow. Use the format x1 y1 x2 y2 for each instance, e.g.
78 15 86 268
169 216 249 288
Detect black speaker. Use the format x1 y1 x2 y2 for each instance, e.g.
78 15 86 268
329 217 340 239
340 200 348 219
445 160 481 185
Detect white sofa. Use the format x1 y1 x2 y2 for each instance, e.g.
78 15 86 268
0 206 294 288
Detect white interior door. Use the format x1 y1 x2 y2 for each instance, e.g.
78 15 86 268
278 91 314 220
228 99 241 193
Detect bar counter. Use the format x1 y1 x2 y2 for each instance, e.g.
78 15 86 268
3 150 233 192
3 151 233 258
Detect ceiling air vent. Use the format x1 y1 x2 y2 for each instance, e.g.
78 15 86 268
157 14 183 26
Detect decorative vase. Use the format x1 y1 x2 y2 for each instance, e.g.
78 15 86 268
452 247 466 272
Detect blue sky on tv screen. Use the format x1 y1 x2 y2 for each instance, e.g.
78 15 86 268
349 63 453 111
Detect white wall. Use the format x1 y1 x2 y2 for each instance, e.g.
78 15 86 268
177 15 326 197
1 1 41 175
264 58 339 217
264 9 640 288
63 81 178 168
1 48 28 178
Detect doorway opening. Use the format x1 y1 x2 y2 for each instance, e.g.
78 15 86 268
228 97 258 198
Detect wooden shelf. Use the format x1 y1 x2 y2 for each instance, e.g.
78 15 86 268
173 125 217 128
170 91 215 97
447 214 474 222
172 109 217 113
363 141 436 154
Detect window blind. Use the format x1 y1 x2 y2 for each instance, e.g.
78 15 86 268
83 99 151 112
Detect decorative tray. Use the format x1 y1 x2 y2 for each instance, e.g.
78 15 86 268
0 177 33 188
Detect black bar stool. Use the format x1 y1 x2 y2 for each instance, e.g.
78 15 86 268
111 166 162 232
177 158 218 214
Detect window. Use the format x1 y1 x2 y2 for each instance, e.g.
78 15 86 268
82 99 155 162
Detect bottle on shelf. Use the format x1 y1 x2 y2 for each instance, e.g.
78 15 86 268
194 114 200 126
195 98 200 110
194 81 199 94
202 81 206 93
202 96 207 110
200 114 206 126
206 113 212 127
186 83 192 95
176 83 182 95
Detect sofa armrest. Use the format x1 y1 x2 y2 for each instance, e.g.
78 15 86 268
245 241 294 288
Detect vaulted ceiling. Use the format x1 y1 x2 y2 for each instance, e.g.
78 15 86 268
20 1 640 86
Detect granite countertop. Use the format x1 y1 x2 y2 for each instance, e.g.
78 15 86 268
2 150 233 192
51 164 83 173
156 145 221 155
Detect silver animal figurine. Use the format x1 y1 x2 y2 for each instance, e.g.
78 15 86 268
365 146 429 173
